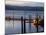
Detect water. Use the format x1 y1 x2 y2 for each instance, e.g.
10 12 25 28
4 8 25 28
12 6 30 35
5 20 21 34
5 20 44 34
5 10 44 19
5 10 44 34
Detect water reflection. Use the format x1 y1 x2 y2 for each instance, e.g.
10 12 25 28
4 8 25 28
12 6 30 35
5 20 44 34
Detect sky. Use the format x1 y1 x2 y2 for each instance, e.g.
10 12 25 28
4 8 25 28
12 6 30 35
5 0 44 7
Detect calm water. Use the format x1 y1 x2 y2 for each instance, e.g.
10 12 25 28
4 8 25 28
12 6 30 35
5 10 44 34
5 20 43 34
5 10 44 19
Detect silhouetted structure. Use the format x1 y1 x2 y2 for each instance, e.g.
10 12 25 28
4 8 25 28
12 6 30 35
21 16 23 33
40 19 44 28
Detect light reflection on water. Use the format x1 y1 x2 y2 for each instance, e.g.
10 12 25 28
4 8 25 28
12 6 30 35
5 20 43 34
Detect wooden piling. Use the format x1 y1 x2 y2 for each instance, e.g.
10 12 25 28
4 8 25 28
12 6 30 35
21 16 23 34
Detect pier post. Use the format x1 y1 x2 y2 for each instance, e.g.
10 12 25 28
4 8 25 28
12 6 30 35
21 16 23 34
24 19 26 33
